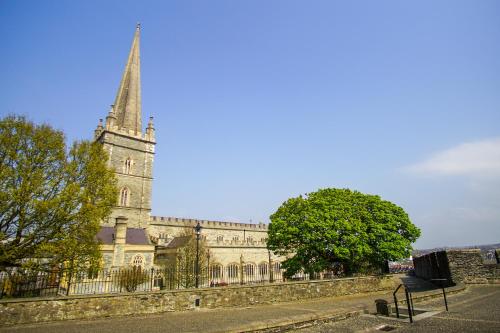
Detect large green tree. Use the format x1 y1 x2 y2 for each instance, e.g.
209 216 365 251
0 115 118 271
267 188 420 276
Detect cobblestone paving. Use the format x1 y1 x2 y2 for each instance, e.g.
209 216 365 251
292 285 500 333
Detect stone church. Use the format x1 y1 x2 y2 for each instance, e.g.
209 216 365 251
94 26 282 278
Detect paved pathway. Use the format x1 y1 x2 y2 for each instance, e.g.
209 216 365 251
0 291 394 333
293 285 500 333
0 276 466 333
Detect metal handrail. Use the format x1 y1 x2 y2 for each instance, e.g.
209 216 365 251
393 283 403 318
430 278 449 311
392 283 415 323
392 279 449 324
405 287 414 323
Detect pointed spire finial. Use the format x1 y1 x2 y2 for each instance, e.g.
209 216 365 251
146 116 155 141
95 119 104 139
106 105 117 129
112 26 142 134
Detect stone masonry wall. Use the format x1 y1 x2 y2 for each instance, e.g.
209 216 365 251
149 217 281 268
99 130 155 229
0 275 395 326
446 249 499 284
413 249 500 285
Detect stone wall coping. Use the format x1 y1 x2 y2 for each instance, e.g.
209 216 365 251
0 275 390 305
483 262 500 267
446 249 481 253
207 245 268 249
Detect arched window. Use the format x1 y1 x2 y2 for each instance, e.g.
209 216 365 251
120 187 129 206
227 264 239 279
246 236 253 243
258 263 268 277
153 270 163 288
217 235 224 243
132 254 144 268
274 262 281 273
244 263 256 277
210 264 222 279
124 158 132 174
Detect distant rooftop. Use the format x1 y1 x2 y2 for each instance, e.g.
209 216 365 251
165 236 191 249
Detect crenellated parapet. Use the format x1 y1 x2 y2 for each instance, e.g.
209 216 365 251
94 110 156 144
97 125 156 143
150 215 269 231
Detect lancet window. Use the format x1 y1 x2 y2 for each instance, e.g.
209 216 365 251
120 187 130 206
124 158 132 174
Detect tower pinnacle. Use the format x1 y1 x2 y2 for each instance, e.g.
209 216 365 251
113 25 142 134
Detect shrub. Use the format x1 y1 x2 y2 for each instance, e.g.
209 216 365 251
117 267 149 292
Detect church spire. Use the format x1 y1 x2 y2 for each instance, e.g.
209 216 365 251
113 24 142 134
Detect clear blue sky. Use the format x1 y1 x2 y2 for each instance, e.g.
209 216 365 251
1 1 499 249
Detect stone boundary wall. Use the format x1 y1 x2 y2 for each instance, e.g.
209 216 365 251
413 249 500 285
413 251 452 284
0 275 395 326
447 249 499 284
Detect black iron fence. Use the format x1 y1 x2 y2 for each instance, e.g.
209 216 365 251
0 269 63 299
0 264 345 299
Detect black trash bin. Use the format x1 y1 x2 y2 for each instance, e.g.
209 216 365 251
375 299 391 316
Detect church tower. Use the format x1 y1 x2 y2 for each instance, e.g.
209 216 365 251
94 24 155 229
